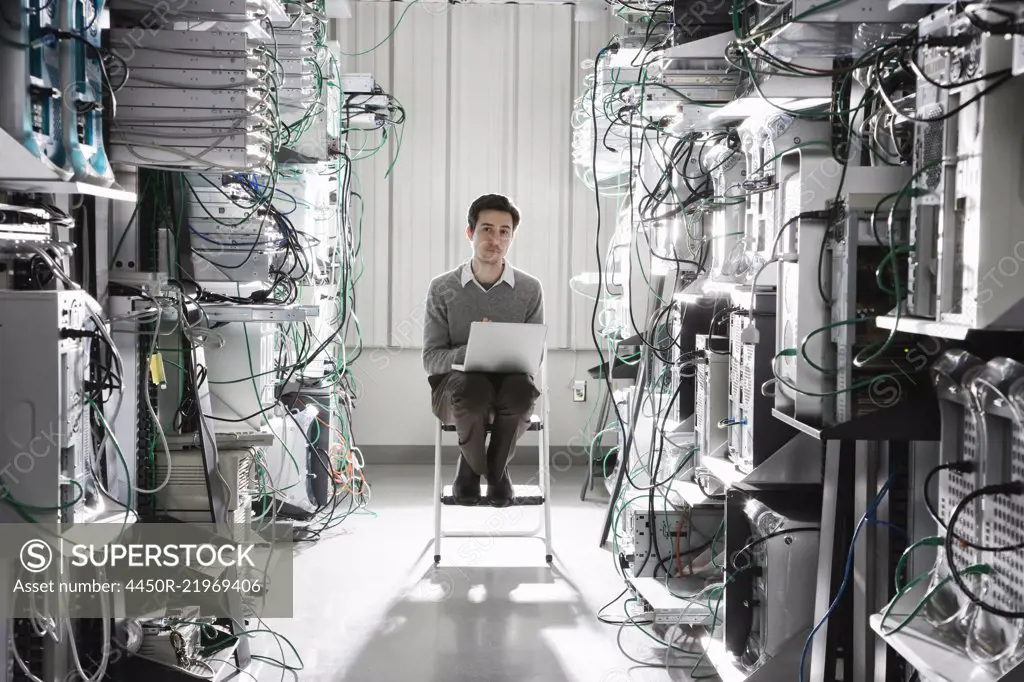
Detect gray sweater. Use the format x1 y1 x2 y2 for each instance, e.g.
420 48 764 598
421 262 544 377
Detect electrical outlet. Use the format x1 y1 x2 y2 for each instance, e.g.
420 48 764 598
573 381 587 402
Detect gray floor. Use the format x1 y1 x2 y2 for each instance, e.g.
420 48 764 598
244 464 701 682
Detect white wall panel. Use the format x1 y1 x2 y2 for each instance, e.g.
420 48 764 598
388 11 450 348
447 5 517 272
511 5 573 349
570 14 619 350
339 4 393 348
338 3 617 351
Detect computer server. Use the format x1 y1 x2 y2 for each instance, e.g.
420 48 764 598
724 493 820 673
727 297 793 474
907 7 1024 332
61 0 114 186
695 334 729 468
0 291 94 524
628 504 722 578
0 0 69 178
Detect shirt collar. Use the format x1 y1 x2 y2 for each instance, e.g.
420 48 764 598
461 260 515 290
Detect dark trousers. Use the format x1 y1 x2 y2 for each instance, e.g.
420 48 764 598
430 372 540 477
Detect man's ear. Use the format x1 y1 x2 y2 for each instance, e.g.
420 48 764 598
465 225 473 241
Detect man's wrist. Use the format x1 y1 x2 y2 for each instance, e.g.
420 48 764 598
453 346 467 364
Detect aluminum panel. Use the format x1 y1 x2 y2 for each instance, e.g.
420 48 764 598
448 4 516 273
340 3 393 349
389 8 450 349
512 4 573 350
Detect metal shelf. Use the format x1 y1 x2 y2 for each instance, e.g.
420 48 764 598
868 591 1018 682
771 394 940 442
264 0 291 23
666 479 724 508
0 180 136 201
674 278 739 305
625 573 718 626
0 129 136 200
701 630 810 682
201 303 319 323
875 314 973 340
875 310 1024 339
702 455 747 490
114 639 245 681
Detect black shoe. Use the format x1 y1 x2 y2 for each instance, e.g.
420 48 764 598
486 469 514 507
452 454 481 505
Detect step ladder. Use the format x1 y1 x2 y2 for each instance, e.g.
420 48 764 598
432 366 553 565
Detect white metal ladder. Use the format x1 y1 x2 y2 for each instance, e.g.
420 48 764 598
431 350 553 564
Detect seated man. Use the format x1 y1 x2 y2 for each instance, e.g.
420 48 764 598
422 194 544 506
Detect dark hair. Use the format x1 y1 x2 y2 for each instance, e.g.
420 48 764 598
467 194 521 232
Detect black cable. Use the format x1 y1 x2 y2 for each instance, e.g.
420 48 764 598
596 587 636 625
944 482 1024 619
590 40 630 437
924 461 974 529
624 373 693 492
695 476 725 500
933 467 1024 553
730 527 820 571
874 69 1013 124
654 536 716 577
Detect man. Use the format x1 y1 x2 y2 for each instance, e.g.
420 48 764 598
422 194 544 506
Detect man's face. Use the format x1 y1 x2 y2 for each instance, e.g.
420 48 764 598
466 209 514 265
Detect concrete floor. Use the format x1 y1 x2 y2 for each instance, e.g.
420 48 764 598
244 464 704 682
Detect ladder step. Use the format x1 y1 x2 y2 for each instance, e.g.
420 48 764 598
441 484 545 507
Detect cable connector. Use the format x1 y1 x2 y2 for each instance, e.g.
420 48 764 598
948 461 976 475
60 328 97 340
921 35 974 48
798 209 834 221
991 481 1024 496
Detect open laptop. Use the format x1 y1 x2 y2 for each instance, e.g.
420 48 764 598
452 321 547 374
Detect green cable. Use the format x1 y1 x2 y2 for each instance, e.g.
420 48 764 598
854 161 942 369
879 564 992 636
85 398 133 534
774 348 898 398
797 317 873 375
338 0 420 57
895 536 944 592
0 477 84 512
241 315 301 492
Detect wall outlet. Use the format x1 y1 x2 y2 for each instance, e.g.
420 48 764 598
573 381 587 402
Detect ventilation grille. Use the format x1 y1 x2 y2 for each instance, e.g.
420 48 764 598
696 365 708 449
985 424 1024 612
943 409 980 569
917 118 946 191
742 348 755 408
730 314 745 402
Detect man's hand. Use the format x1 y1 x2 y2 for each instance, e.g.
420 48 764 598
482 317 491 323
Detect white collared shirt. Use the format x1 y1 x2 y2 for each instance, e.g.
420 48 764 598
460 259 515 292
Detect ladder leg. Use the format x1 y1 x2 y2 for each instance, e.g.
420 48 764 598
541 421 553 563
433 422 443 563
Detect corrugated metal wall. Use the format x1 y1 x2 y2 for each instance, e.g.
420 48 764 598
337 3 614 350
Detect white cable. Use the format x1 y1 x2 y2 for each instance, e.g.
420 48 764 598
64 583 110 682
